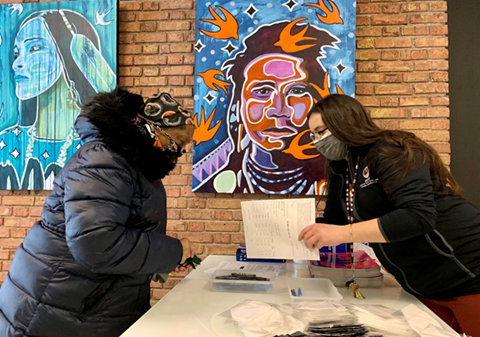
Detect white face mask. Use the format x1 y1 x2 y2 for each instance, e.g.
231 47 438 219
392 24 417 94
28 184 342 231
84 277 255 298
313 131 348 160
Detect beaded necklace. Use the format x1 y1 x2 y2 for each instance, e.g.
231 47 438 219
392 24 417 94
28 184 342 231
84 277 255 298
345 154 365 299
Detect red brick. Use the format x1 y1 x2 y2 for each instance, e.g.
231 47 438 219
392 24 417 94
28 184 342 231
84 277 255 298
119 23 141 32
401 3 429 12
382 27 400 37
0 228 9 238
166 221 187 231
0 207 12 216
356 50 380 60
160 65 194 76
119 2 142 11
414 60 448 71
205 244 238 255
383 73 402 83
380 97 399 107
430 2 448 12
356 74 383 82
369 108 408 118
431 71 448 82
141 22 157 32
414 131 449 142
170 12 187 20
357 38 375 49
182 210 215 220
138 12 169 21
356 16 370 26
0 250 9 260
177 233 213 243
157 22 190 31
160 0 193 10
213 233 231 244
432 120 450 130
1 239 23 249
168 55 184 65
168 76 186 86
430 25 448 35
12 207 28 217
118 78 134 87
135 33 167 43
356 85 374 95
399 120 431 130
357 96 381 107
380 50 399 60
399 97 430 106
414 37 448 48
119 45 142 55
431 143 451 153
118 67 142 77
170 43 193 53
10 228 27 238
143 1 160 11
410 14 447 24
375 37 411 48
431 96 450 106
134 55 167 66
3 197 34 206
403 72 429 82
401 26 429 36
377 61 413 72
357 62 376 72
119 55 133 66
206 222 240 232
411 108 450 118
167 33 185 42
167 198 188 209
119 12 136 22
383 4 401 13
414 83 449 94
357 4 382 14
231 234 246 244
187 222 205 231
371 15 408 26
400 50 429 60
431 49 448 59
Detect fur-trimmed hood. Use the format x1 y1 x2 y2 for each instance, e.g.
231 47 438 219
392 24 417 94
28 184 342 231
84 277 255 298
74 87 177 181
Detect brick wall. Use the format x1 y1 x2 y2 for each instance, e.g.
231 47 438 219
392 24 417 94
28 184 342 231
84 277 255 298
0 0 449 304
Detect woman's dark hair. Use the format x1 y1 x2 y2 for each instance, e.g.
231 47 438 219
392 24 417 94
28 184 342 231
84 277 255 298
308 94 460 195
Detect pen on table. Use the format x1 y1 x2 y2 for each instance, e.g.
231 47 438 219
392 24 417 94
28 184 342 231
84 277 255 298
291 288 297 296
297 287 302 297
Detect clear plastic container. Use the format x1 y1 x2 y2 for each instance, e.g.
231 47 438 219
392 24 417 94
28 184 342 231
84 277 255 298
287 277 343 302
210 269 276 293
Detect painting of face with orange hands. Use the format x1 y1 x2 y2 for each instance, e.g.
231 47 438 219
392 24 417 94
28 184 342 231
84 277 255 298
241 54 313 152
193 1 356 194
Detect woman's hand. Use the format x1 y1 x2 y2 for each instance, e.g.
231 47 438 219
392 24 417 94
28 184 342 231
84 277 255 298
298 223 350 249
179 238 194 264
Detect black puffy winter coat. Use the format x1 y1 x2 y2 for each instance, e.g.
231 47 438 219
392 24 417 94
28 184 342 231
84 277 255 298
0 89 183 337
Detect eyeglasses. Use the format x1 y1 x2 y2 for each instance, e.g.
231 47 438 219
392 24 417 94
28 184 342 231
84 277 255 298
309 127 328 142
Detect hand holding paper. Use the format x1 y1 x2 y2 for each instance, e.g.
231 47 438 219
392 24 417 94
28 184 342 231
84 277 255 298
241 199 319 260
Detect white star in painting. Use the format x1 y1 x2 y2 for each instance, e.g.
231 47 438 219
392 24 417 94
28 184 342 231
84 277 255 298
41 150 50 159
335 60 348 76
10 148 20 159
11 127 22 137
0 139 6 150
203 91 216 105
221 41 238 56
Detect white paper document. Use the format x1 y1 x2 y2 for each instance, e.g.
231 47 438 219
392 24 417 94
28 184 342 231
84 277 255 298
241 198 318 260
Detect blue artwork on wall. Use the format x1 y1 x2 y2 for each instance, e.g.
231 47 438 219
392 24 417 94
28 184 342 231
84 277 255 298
193 0 356 194
0 0 117 190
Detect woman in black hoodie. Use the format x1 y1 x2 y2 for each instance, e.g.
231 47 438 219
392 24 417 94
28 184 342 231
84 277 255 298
299 94 480 336
0 87 195 337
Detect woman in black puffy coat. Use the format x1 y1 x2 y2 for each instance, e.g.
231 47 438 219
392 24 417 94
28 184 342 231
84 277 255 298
0 87 196 337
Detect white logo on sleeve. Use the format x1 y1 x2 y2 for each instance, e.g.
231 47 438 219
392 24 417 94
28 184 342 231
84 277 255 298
360 166 378 188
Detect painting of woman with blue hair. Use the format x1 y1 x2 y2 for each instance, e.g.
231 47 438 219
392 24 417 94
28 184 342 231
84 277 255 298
0 1 117 189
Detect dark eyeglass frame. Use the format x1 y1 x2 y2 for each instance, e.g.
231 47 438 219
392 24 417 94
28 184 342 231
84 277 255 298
309 127 328 142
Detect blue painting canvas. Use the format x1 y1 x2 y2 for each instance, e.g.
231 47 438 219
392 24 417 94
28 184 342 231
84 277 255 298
0 0 117 190
193 0 356 194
